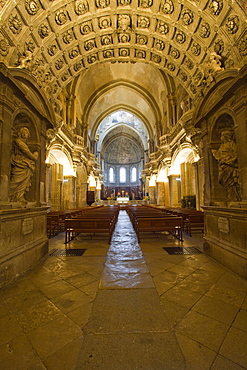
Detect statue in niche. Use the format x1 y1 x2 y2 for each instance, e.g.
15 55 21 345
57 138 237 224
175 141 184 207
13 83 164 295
211 130 241 202
9 127 38 205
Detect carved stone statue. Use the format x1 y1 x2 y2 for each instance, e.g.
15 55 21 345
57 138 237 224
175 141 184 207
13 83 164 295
9 127 38 205
212 130 241 202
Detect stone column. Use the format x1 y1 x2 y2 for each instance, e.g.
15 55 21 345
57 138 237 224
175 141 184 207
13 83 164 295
149 186 156 204
168 175 181 207
156 182 165 206
63 175 76 210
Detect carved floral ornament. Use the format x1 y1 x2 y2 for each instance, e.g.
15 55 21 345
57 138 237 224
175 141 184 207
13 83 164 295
55 10 68 25
25 0 39 15
181 8 194 25
174 29 186 44
153 39 165 50
135 49 145 58
226 15 239 34
160 0 174 14
99 16 111 29
87 53 98 63
118 14 131 32
170 46 180 59
0 35 9 56
136 34 148 45
139 0 153 8
95 0 110 8
47 44 57 56
190 41 201 56
156 20 169 34
118 0 131 5
75 0 89 15
208 0 223 16
238 32 247 56
199 22 210 38
84 39 96 51
101 34 113 45
8 14 22 34
103 49 114 58
38 23 49 39
214 39 224 55
119 33 130 42
63 30 75 44
80 22 93 35
69 47 79 59
137 16 150 28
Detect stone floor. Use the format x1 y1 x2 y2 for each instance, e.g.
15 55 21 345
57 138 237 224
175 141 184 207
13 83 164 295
0 210 247 370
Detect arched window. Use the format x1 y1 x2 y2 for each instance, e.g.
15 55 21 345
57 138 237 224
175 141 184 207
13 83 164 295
131 167 137 182
109 167 114 183
120 167 126 183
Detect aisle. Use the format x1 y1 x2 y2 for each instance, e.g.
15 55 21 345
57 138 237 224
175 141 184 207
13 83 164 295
76 210 186 369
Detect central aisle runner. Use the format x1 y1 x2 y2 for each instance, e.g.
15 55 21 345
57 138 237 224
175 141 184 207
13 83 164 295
76 211 186 369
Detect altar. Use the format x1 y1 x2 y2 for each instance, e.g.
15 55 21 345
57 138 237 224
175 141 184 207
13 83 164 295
117 197 129 203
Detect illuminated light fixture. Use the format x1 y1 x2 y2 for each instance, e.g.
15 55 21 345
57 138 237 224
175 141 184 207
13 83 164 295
89 173 96 187
156 168 167 182
96 180 101 190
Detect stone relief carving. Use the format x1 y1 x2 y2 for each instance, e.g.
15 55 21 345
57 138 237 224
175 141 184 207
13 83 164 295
199 22 210 38
139 0 152 8
61 70 71 81
208 0 223 16
25 0 39 15
9 127 38 205
118 15 131 32
151 53 161 63
55 10 68 25
174 29 186 44
84 39 96 51
75 0 89 15
95 0 110 8
184 57 194 70
103 49 114 58
156 20 169 34
214 39 224 55
135 49 146 58
118 0 131 5
160 0 174 14
99 16 111 29
153 39 165 50
8 14 23 34
0 35 9 56
181 8 194 25
38 23 49 39
190 41 201 56
179 70 188 82
226 15 239 34
74 60 84 71
166 61 175 71
212 130 241 201
80 22 93 35
17 49 33 69
63 29 75 44
170 46 180 59
119 33 130 43
87 54 98 63
55 58 64 70
47 44 57 56
101 35 113 45
69 47 79 59
137 16 150 28
119 48 130 56
238 32 247 56
136 34 148 45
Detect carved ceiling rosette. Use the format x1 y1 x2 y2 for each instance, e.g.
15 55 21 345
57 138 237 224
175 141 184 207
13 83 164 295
136 34 148 45
62 29 75 44
103 49 114 58
80 21 93 35
47 44 58 56
214 39 224 55
99 16 111 29
156 20 169 35
118 14 131 32
118 0 131 5
199 22 210 38
208 0 223 16
118 33 131 43
87 53 98 64
55 10 68 26
25 0 40 15
95 0 110 8
8 14 23 34
174 29 186 44
238 32 247 57
139 0 153 8
101 35 113 45
153 39 165 51
0 35 9 56
226 15 239 34
137 16 150 29
75 0 89 15
160 0 174 14
73 60 84 72
119 48 130 56
181 8 194 26
84 39 96 51
38 23 49 39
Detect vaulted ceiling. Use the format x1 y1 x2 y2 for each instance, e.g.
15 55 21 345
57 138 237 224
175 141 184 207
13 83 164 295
1 0 246 103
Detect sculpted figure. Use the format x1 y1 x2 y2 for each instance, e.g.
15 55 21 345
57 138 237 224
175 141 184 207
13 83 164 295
9 127 38 205
212 130 241 201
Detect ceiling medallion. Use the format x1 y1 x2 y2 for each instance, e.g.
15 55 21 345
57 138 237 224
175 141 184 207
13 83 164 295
119 48 130 56
74 60 84 71
8 14 23 34
137 16 150 28
84 39 96 51
160 0 174 14
101 34 113 45
208 0 223 16
25 0 39 15
0 36 9 56
181 8 194 25
75 0 89 15
118 14 131 32
88 54 98 63
119 33 131 42
174 29 186 44
226 15 239 34
80 22 93 35
136 34 148 45
55 10 68 25
139 0 153 8
214 39 224 55
95 0 110 8
135 49 146 58
156 20 169 34
62 29 75 44
103 49 114 58
118 0 131 5
38 23 49 39
199 22 210 38
153 39 165 50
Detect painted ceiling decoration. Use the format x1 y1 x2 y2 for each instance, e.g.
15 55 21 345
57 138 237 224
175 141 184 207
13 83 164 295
0 0 246 104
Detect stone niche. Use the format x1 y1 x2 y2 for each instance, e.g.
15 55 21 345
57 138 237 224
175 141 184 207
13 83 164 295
0 207 49 288
203 206 247 279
